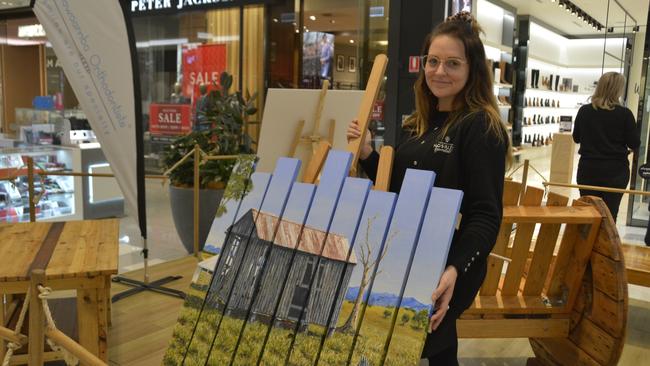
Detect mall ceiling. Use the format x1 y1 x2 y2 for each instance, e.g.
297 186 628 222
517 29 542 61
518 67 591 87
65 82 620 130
502 0 648 36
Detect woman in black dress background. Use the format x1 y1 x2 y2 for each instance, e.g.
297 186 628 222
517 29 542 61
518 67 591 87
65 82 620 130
348 12 511 364
572 72 640 222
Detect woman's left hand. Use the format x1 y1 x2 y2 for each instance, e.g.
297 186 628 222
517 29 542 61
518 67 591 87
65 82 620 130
428 265 458 332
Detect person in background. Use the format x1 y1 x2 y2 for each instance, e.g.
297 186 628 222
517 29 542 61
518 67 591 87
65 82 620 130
319 34 333 80
572 72 640 222
347 11 511 364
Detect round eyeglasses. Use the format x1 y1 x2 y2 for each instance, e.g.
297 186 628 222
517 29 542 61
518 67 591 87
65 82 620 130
420 55 467 73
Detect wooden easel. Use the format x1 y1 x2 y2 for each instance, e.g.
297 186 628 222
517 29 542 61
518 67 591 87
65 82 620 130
300 55 392 187
289 80 337 159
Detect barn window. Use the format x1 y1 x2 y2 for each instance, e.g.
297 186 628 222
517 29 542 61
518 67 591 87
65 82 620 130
222 235 242 277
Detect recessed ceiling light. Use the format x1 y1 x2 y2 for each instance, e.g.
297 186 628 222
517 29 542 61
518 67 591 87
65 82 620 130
295 29 300 33
349 39 355 44
309 15 316 21
272 18 278 23
330 19 336 24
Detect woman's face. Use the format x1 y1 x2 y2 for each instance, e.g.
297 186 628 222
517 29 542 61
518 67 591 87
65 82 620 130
424 35 469 110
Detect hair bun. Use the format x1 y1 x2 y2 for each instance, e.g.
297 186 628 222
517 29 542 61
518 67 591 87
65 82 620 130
445 11 482 36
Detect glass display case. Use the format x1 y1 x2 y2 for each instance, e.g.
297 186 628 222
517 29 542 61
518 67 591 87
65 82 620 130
0 145 78 222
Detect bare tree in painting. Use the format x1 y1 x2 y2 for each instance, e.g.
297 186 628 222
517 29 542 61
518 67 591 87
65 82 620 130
338 216 398 333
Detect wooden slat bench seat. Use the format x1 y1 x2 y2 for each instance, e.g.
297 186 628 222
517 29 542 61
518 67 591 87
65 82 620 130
458 181 628 366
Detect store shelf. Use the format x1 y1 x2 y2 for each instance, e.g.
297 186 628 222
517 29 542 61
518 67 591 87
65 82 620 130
525 88 591 96
524 106 580 110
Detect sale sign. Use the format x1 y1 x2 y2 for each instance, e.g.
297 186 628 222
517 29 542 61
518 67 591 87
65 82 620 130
149 104 192 136
182 43 227 99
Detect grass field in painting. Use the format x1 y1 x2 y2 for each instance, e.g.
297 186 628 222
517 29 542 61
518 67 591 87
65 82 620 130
163 271 427 366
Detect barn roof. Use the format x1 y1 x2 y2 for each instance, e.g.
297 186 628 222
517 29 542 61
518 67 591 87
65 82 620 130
252 209 357 264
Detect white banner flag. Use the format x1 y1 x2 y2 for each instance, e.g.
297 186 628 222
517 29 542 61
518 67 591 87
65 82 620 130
33 0 146 236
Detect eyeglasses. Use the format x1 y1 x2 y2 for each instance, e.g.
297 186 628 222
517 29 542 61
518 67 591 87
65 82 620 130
420 55 467 73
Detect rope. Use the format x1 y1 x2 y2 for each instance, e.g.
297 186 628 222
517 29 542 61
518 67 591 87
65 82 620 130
2 289 30 366
37 285 79 366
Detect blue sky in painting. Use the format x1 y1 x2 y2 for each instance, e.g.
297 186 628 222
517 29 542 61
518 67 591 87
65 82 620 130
347 190 397 290
259 158 301 216
283 183 316 224
401 187 463 304
305 150 352 231
328 178 371 241
207 172 271 250
362 169 435 298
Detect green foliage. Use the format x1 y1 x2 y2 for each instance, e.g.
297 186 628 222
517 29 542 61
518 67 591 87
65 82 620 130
215 155 256 217
162 72 257 189
400 312 411 325
383 309 392 318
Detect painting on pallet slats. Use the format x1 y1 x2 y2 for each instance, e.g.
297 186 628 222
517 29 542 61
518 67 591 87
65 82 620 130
165 153 464 366
163 155 260 365
383 187 463 365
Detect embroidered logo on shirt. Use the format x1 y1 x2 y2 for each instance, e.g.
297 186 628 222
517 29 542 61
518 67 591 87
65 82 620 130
433 135 454 154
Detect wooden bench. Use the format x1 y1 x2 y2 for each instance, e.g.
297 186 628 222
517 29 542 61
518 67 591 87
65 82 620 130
622 243 650 287
458 181 628 366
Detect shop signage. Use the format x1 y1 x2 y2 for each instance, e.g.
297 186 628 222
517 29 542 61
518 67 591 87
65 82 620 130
559 115 573 132
18 24 46 38
182 43 227 98
408 56 420 73
129 0 276 16
149 104 192 135
639 163 650 179
371 100 384 120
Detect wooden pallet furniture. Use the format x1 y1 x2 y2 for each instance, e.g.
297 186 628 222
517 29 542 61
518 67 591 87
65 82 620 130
458 182 628 366
0 219 119 364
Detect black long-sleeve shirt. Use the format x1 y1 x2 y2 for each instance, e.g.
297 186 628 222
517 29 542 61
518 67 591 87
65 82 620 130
360 110 507 310
572 104 640 160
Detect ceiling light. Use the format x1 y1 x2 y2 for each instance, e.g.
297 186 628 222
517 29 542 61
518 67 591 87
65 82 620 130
330 19 336 24
309 15 316 21
272 18 278 23
349 39 355 44
295 29 299 33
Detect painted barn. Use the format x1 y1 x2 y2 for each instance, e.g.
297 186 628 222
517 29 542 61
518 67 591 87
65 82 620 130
209 208 357 328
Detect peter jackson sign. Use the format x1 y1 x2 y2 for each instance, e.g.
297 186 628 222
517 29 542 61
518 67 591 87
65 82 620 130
129 0 274 15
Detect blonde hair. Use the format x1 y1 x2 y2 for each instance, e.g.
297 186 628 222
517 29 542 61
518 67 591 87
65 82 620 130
591 72 626 110
404 12 513 169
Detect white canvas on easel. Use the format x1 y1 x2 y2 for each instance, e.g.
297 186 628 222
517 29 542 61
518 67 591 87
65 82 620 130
257 88 364 179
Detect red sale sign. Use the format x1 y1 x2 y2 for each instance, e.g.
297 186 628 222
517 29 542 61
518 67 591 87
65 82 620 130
408 55 421 73
182 43 227 99
149 104 192 136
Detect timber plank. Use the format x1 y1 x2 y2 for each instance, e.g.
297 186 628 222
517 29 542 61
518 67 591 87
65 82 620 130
591 252 626 302
501 186 544 296
0 223 51 282
589 287 626 336
622 244 650 287
523 192 569 296
530 338 599 366
464 294 558 314
569 317 617 365
481 181 528 296
456 318 569 338
502 206 602 224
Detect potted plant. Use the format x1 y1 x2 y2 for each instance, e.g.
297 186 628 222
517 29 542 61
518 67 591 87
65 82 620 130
163 72 257 254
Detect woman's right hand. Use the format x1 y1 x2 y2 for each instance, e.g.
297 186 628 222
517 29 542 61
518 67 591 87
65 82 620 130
346 119 373 160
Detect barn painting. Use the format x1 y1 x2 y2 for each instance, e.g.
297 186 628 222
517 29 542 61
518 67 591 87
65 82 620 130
209 208 357 329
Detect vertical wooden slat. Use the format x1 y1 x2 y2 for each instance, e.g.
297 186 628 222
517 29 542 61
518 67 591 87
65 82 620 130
302 141 330 184
523 192 569 295
77 289 100 360
347 54 388 170
28 270 45 366
481 180 522 295
289 120 305 157
374 146 394 192
500 186 545 296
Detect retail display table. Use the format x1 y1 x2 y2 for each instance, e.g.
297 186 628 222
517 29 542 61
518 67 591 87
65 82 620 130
0 219 118 362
